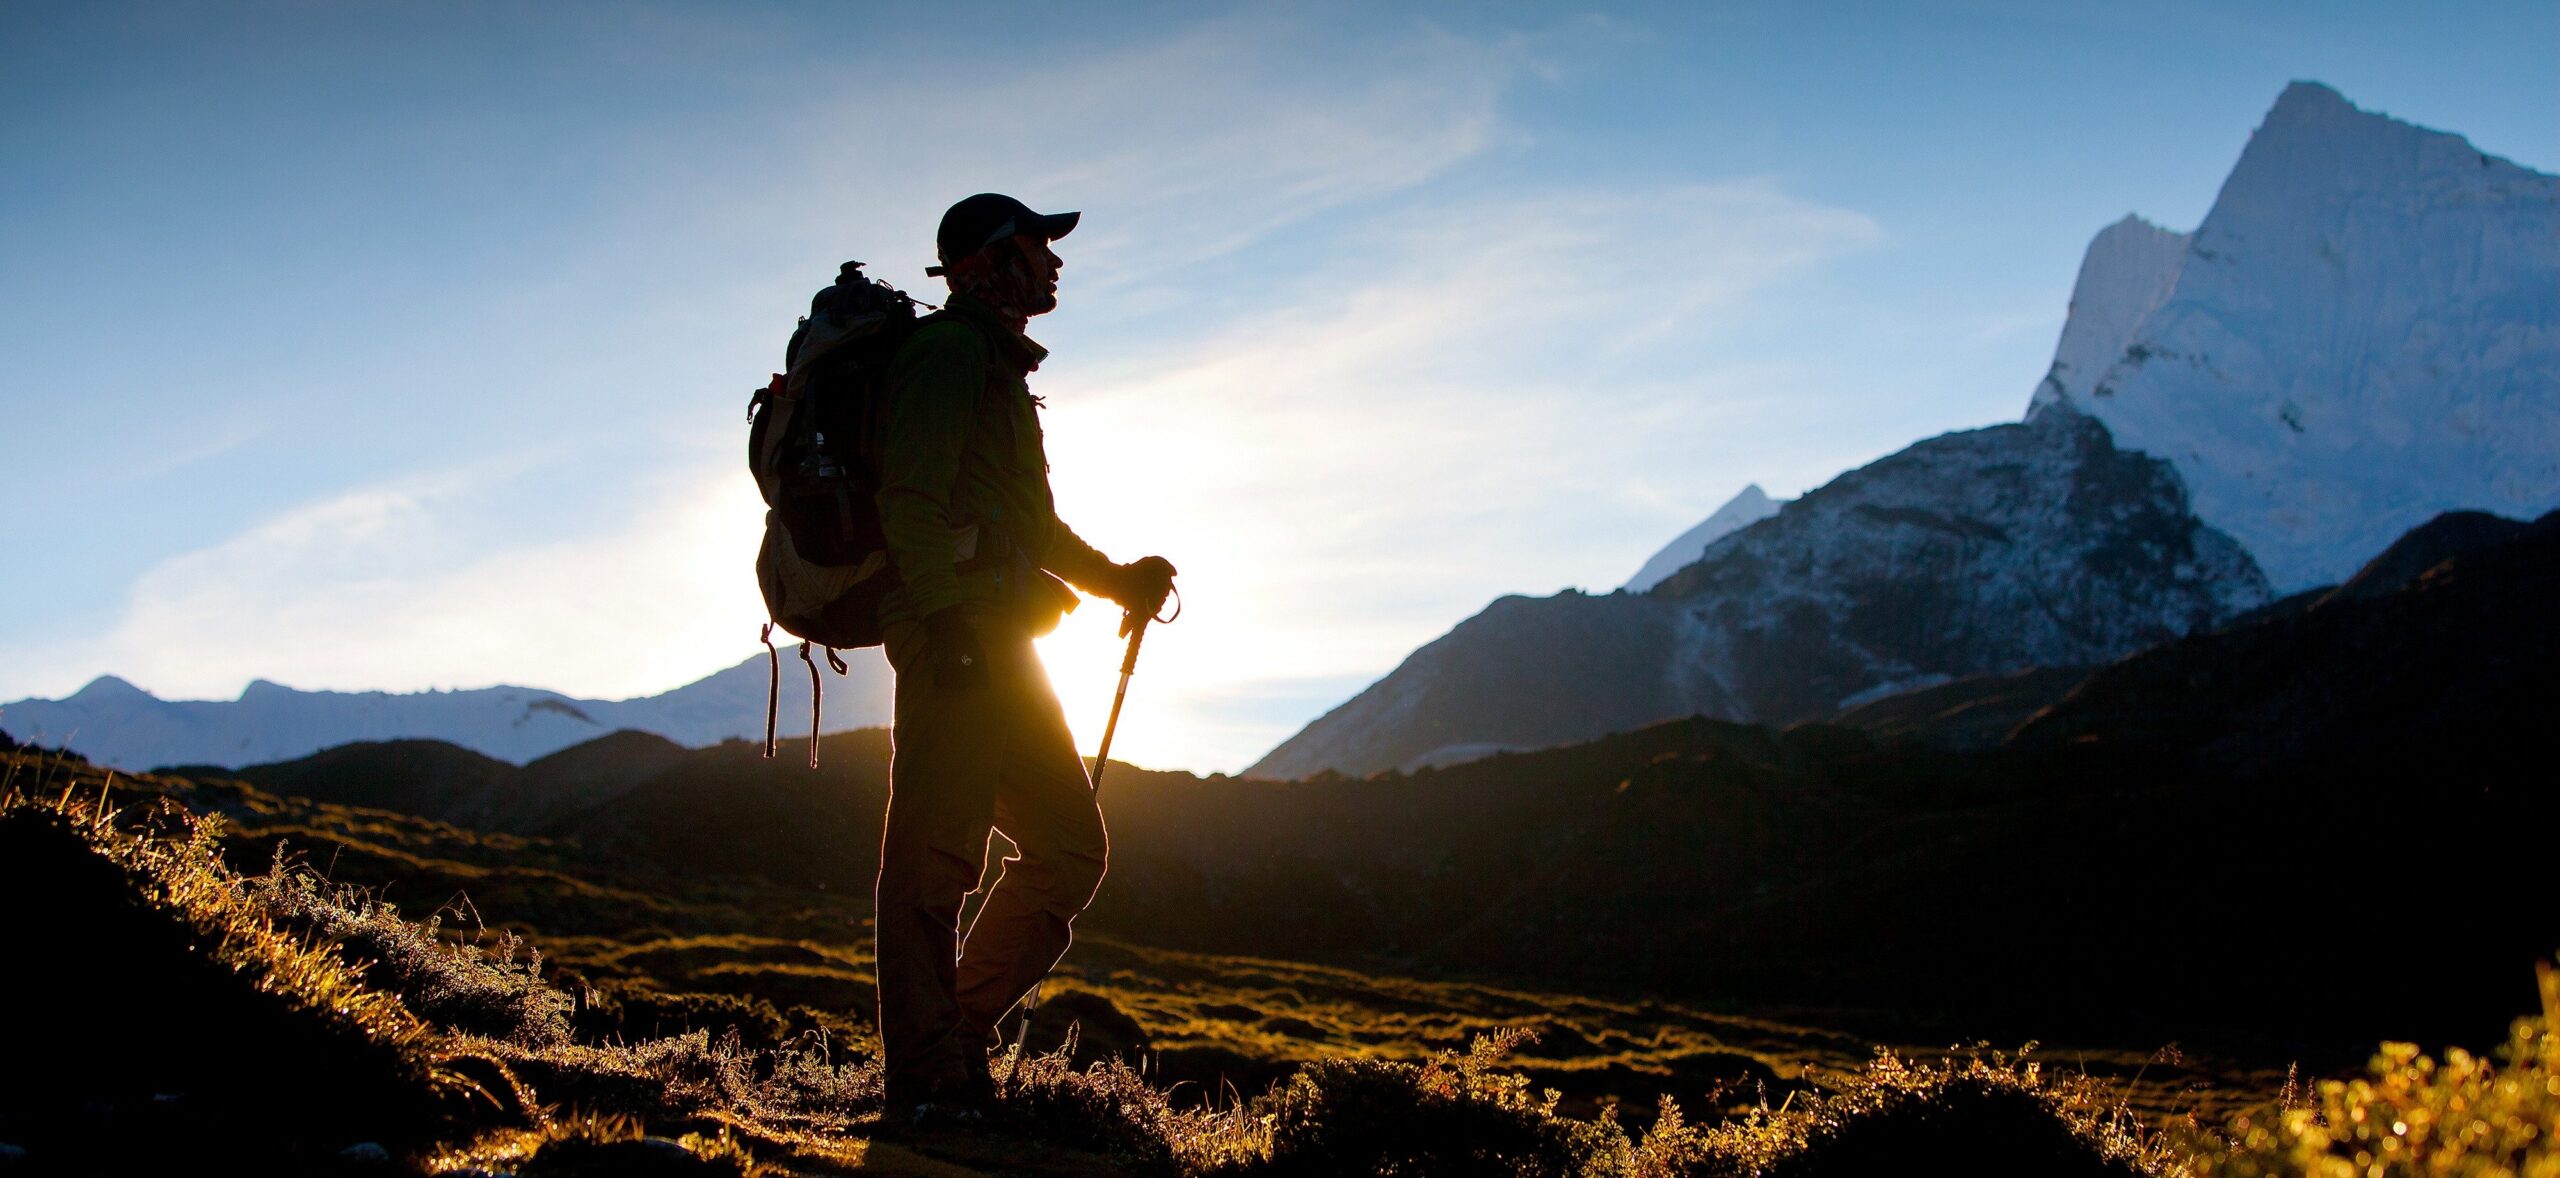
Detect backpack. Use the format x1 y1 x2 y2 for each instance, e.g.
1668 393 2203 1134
745 260 925 763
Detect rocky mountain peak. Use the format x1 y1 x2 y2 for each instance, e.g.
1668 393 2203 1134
2033 83 2559 592
68 675 150 702
2029 214 2189 415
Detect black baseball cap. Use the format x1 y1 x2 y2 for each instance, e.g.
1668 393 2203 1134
927 193 1079 275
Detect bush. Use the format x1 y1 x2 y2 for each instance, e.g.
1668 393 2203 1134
1250 1030 1629 1177
2201 963 2560 1177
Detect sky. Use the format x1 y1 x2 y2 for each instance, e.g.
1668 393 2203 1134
3 1 2553 773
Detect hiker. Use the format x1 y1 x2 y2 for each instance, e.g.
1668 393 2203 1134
871 193 1176 1120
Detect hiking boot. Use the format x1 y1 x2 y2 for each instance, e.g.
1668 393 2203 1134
882 1059 995 1130
959 1047 998 1105
885 1095 987 1133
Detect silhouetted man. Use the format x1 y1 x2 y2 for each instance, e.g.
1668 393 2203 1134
871 193 1175 1120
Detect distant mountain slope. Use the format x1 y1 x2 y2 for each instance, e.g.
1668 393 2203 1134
493 728 691 833
1250 407 2265 778
2010 507 2560 778
2030 82 2560 592
1828 507 2540 751
185 738 513 821
2318 509 2528 605
0 650 893 771
1250 590 1693 779
1623 484 1784 592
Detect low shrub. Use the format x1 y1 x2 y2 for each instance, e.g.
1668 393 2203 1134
1676 1049 2168 1177
1248 1030 1629 1177
248 843 574 1046
2200 964 2560 1177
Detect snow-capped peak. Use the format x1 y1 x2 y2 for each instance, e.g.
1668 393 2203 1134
1624 483 1786 592
2030 82 2560 592
2028 214 2189 415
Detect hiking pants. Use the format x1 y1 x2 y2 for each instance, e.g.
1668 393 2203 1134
873 610 1108 1096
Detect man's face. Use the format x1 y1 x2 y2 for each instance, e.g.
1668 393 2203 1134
1002 232 1063 315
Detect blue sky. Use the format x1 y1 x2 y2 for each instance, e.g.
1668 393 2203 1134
3 1 2553 772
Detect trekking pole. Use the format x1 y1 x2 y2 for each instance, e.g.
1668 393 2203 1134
1090 583 1178 792
1087 614 1149 795
1007 587 1177 1093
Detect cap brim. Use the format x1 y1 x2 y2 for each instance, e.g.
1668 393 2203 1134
1026 209 1079 241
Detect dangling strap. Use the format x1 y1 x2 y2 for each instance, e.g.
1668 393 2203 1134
826 646 848 675
800 641 822 769
760 624 781 759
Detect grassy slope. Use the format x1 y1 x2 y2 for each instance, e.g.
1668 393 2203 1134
7 746 2556 1176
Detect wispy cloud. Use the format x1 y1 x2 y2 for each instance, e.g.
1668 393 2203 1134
735 10 1540 297
96 450 766 701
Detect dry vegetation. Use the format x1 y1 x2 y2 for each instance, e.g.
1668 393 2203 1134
3 745 2555 1176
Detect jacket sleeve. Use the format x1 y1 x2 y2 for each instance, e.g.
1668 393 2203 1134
874 323 987 619
1042 517 1116 593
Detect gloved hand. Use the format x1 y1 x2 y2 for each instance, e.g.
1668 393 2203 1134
922 608 988 691
1105 556 1177 632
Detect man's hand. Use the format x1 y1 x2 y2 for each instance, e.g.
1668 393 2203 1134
923 608 989 690
1105 556 1177 636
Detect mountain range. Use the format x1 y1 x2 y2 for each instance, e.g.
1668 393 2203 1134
0 650 893 771
1249 82 2558 779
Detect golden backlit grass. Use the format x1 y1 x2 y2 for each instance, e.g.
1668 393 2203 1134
2197 965 2560 1178
9 747 2559 1176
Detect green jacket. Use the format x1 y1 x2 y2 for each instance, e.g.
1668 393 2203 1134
873 291 1112 630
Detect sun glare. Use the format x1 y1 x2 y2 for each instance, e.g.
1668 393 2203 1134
1035 606 1149 767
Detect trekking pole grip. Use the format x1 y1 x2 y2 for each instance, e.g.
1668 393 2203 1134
1119 615 1148 674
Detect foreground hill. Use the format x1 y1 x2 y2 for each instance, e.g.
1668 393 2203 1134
10 696 2558 1174
0 769 2178 1174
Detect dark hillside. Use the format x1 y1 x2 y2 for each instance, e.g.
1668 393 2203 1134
1820 508 2537 751
1827 665 2092 749
2012 508 2560 777
494 727 688 832
0 798 460 1168
2319 509 2528 604
182 737 512 822
544 732 892 891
